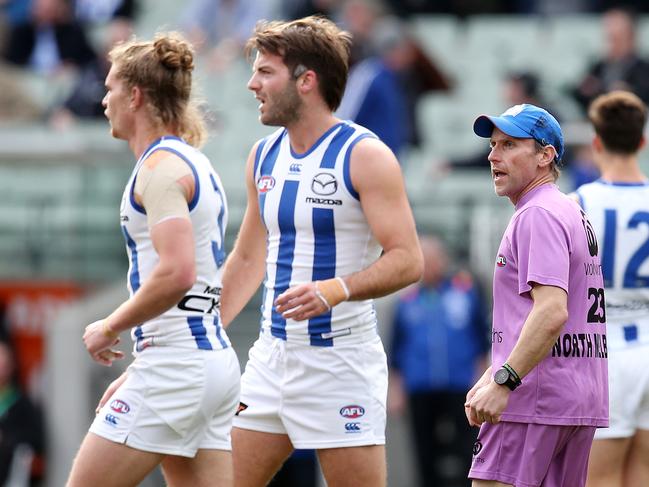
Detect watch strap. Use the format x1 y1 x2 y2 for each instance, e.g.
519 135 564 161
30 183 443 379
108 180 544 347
503 363 522 385
501 363 522 390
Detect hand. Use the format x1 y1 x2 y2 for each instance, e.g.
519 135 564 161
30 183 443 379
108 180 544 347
464 368 492 426
465 387 479 427
83 320 124 366
96 349 125 367
466 381 510 427
274 282 329 321
95 372 128 414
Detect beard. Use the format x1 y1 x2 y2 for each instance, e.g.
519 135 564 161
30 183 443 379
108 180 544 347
261 82 303 127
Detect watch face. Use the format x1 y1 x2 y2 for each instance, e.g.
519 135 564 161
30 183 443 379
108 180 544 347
494 368 509 385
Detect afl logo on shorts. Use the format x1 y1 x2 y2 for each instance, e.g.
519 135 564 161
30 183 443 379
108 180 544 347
340 405 365 419
496 255 507 267
257 176 275 193
110 399 130 414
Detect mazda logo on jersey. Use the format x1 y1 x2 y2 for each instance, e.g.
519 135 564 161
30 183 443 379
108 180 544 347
312 172 338 195
257 175 275 193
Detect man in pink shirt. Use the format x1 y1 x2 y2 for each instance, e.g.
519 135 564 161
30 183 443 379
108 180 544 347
466 104 609 487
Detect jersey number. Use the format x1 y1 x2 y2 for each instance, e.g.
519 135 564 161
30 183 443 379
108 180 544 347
587 287 606 323
602 209 649 288
210 174 226 268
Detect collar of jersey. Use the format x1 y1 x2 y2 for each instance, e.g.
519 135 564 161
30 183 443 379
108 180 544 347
288 122 345 159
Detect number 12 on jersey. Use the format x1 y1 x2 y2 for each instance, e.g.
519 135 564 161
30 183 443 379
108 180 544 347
602 209 649 288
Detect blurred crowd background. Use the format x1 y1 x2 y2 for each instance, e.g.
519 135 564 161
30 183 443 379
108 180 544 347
1 0 648 486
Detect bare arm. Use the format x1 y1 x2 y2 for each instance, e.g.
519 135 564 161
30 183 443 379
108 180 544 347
504 284 568 378
275 138 423 321
106 219 197 330
219 143 267 327
83 218 196 361
345 138 423 299
83 153 197 363
468 284 568 425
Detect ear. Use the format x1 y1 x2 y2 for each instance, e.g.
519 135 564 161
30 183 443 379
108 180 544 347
639 135 646 150
297 69 317 95
538 144 555 169
592 135 603 152
129 86 143 111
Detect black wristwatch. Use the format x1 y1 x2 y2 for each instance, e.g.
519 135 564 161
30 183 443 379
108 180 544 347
494 363 522 391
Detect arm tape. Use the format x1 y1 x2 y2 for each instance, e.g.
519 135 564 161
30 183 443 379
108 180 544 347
315 277 350 309
135 154 193 228
102 320 118 339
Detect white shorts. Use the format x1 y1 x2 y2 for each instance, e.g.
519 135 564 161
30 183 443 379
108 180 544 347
233 333 388 449
90 346 240 457
595 344 649 439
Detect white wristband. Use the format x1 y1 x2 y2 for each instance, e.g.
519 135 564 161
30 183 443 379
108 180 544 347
314 285 332 310
336 277 350 300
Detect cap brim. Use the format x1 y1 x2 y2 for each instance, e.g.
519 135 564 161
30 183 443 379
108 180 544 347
473 115 532 139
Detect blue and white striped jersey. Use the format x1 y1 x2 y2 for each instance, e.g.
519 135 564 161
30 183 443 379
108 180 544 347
577 179 649 348
254 121 383 347
119 136 231 352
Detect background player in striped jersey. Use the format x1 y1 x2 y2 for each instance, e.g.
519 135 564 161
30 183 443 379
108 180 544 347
66 32 240 487
575 91 649 487
219 15 423 487
467 104 608 487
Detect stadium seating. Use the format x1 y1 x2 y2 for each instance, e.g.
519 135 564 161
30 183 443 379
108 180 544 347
27 11 648 487
2 13 649 284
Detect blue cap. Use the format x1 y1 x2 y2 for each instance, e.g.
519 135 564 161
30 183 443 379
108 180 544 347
473 104 564 162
